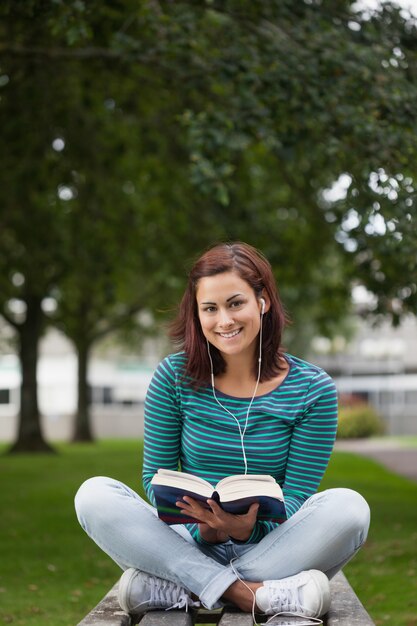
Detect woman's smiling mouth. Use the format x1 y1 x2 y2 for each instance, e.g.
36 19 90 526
217 328 242 339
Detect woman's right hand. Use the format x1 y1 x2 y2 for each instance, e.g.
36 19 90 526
177 495 259 542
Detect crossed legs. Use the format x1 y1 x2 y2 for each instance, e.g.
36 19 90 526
75 477 370 610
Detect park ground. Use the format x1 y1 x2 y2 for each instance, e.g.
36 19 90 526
0 437 416 626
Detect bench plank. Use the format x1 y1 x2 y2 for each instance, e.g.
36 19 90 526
326 572 374 625
76 583 130 626
139 611 193 626
218 610 253 626
78 570 375 626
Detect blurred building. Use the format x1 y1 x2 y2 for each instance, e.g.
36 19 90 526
2 314 417 440
0 328 159 442
309 315 417 435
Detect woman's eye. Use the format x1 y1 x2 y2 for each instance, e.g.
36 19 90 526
203 306 216 313
230 300 243 308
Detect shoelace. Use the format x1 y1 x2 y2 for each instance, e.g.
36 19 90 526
147 575 199 613
262 579 324 625
148 576 185 609
269 579 302 613
229 558 323 626
168 592 201 612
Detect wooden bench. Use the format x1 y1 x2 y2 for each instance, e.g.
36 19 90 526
77 571 375 625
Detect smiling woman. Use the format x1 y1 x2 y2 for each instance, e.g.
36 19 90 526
170 242 287 390
196 273 269 390
75 242 370 623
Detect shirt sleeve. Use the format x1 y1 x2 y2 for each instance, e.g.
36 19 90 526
282 370 338 518
142 357 183 504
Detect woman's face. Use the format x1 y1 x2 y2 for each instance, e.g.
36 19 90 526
196 271 265 362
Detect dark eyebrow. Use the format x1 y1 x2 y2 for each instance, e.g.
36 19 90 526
200 293 244 305
227 293 243 302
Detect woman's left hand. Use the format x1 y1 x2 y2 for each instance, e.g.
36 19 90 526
176 496 259 543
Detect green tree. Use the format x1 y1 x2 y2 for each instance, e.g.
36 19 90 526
317 4 417 322
51 103 207 441
113 0 417 322
1 1 417 451
0 48 74 452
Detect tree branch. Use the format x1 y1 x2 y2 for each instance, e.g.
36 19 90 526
91 301 145 343
0 44 122 60
0 310 20 330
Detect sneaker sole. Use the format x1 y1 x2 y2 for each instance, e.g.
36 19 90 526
118 568 138 613
310 570 331 617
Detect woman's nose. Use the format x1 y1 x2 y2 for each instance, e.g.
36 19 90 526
218 309 234 327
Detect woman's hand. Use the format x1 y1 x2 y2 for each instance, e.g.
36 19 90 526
198 523 229 543
176 496 259 543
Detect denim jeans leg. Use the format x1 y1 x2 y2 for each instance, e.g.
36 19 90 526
74 476 237 609
229 488 370 582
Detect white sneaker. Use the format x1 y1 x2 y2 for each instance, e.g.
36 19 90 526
118 568 199 614
255 569 330 618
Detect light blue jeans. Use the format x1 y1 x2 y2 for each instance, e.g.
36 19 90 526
75 477 370 609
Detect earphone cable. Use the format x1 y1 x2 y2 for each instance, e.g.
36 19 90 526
207 309 264 475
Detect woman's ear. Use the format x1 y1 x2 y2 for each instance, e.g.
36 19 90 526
259 294 270 314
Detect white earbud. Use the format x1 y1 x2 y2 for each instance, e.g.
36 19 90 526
260 297 266 314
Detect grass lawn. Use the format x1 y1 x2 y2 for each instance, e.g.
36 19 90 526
322 451 417 626
0 440 416 626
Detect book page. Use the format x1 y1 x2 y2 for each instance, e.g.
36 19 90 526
216 475 283 502
216 474 277 489
152 469 213 494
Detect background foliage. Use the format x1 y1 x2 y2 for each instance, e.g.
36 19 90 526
337 403 386 438
1 1 417 449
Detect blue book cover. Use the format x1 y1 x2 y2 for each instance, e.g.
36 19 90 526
151 471 287 525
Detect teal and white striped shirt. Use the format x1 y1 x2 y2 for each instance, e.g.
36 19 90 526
143 351 338 544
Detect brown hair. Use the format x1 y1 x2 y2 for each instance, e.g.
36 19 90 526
169 242 287 387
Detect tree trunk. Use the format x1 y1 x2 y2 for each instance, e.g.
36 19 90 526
72 341 94 442
9 295 54 453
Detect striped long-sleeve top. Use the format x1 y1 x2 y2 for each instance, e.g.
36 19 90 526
143 351 338 544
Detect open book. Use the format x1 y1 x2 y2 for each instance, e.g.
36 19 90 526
151 469 286 525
